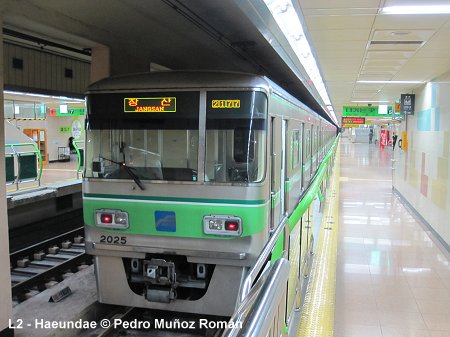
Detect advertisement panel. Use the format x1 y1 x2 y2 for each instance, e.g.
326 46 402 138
380 129 389 149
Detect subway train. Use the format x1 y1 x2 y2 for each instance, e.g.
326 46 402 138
83 71 337 317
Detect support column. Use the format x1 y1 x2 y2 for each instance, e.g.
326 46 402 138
90 45 110 83
0 17 14 337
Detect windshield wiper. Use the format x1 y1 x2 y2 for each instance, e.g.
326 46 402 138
101 157 146 191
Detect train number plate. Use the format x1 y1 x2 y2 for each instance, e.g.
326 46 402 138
99 235 127 245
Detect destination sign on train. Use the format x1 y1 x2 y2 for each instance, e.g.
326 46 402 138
211 99 241 109
124 97 176 112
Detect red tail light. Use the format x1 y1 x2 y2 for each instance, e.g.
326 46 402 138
100 214 113 223
225 221 239 231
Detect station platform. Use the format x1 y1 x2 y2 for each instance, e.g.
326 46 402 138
6 159 80 194
298 139 450 337
6 159 82 230
334 140 450 337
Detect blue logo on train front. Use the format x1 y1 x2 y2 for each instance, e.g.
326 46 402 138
155 211 176 232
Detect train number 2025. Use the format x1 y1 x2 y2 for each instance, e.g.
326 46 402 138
100 235 127 245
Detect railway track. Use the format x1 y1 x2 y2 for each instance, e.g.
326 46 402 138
10 227 92 302
11 227 227 337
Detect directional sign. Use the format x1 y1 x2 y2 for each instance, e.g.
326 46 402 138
400 94 415 115
343 106 394 117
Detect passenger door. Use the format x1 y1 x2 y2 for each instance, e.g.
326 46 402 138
270 117 282 230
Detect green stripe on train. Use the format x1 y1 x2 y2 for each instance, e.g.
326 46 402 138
83 196 270 239
84 193 266 205
271 136 339 261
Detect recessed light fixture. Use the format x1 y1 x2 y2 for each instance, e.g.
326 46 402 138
390 31 410 36
357 80 424 84
382 5 450 15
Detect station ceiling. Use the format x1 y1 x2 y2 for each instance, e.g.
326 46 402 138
3 0 450 125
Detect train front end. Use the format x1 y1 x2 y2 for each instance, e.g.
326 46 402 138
83 73 270 316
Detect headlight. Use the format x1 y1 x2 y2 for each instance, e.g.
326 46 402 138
96 209 129 229
203 215 242 236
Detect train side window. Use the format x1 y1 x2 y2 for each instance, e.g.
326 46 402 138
205 90 267 183
292 130 300 169
234 128 254 163
305 129 311 159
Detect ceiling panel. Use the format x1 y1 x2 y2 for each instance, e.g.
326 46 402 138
360 69 399 76
309 29 370 42
320 57 363 67
374 15 449 30
372 29 435 41
366 50 416 59
303 8 378 16
363 58 408 67
315 49 366 59
353 90 380 96
384 0 450 6
362 63 404 71
416 45 450 58
351 92 377 99
319 70 360 81
305 15 376 31
297 0 380 9
327 79 354 85
394 59 450 81
417 30 450 55
358 73 395 81
354 83 385 91
313 40 368 54
368 43 423 51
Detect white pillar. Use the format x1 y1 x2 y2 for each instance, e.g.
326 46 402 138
90 45 110 83
0 16 14 337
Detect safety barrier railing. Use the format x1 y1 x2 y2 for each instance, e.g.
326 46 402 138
222 258 290 337
238 215 289 304
5 142 42 190
222 136 340 337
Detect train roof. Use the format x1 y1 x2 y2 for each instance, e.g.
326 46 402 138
86 70 271 93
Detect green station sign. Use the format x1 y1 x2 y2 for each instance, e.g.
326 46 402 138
343 106 394 117
49 107 86 117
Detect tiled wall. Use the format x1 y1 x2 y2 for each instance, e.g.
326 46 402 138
393 72 450 247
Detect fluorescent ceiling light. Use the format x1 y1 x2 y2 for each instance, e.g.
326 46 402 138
352 100 390 103
4 90 25 95
357 80 424 84
26 93 51 98
383 5 450 15
4 90 85 102
263 0 338 125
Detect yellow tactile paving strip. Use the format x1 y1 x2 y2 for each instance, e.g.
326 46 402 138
297 143 340 337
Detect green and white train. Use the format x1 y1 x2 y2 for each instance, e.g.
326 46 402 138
83 71 337 317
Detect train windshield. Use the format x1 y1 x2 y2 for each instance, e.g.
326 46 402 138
85 90 266 183
205 91 267 183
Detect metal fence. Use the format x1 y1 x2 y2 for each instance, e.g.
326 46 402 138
5 142 42 190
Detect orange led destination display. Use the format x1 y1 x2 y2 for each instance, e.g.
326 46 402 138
124 97 176 112
342 117 365 125
211 99 241 109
